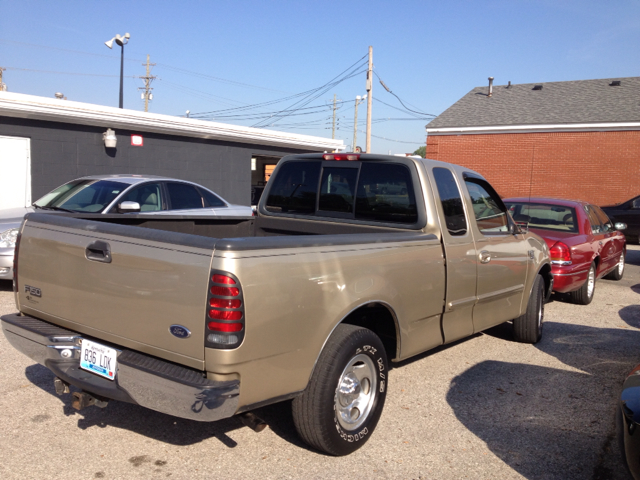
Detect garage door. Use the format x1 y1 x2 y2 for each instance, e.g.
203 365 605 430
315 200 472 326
0 136 31 209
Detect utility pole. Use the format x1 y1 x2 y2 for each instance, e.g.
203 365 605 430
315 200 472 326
0 67 6 91
331 94 337 139
352 95 365 152
365 46 373 153
138 54 156 112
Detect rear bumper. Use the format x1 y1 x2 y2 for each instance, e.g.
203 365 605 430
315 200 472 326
1 313 239 422
551 265 590 293
0 252 13 280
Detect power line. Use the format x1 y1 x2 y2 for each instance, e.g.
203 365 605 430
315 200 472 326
251 55 369 128
4 66 135 78
373 70 436 117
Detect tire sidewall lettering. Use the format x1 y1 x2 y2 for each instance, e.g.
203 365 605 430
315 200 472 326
332 344 387 444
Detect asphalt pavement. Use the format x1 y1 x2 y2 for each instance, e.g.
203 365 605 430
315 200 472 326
1 248 639 480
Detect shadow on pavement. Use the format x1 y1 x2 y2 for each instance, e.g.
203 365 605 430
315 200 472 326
446 321 640 480
24 363 311 451
0 280 12 292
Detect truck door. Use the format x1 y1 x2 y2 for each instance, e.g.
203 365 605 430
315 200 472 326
462 174 529 333
430 167 476 343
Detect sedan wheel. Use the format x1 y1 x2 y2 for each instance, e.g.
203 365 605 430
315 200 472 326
570 262 596 305
605 251 625 281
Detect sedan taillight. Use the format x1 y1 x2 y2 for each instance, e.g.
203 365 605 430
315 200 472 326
550 241 572 265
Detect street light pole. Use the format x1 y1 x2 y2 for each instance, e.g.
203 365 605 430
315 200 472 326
119 42 124 108
105 33 130 109
352 95 366 152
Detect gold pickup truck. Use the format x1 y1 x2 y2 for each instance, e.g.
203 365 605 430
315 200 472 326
1 153 551 455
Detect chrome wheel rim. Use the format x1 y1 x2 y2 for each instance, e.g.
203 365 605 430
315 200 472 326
587 266 595 298
335 354 377 431
618 254 625 276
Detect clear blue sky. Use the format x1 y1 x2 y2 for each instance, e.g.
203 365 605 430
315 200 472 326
1 0 638 154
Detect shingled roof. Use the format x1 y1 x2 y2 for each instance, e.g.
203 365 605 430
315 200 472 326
426 77 640 130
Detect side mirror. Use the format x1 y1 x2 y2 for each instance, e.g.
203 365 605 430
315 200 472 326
512 222 528 234
118 201 141 213
615 222 627 231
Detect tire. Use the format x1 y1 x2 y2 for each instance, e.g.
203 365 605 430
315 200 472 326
605 251 625 281
292 324 388 456
570 262 596 305
513 274 544 343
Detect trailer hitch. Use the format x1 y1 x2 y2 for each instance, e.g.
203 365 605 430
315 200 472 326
71 391 109 410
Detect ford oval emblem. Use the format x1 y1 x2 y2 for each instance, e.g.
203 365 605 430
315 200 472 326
169 325 191 339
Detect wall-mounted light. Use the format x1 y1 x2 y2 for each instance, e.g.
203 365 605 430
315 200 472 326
251 157 257 171
103 129 117 148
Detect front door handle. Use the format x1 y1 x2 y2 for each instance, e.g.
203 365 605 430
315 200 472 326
85 240 112 264
479 250 491 264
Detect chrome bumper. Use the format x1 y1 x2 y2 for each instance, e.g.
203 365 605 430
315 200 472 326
1 313 239 422
0 253 12 279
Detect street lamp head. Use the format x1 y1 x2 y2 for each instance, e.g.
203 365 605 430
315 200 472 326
105 37 115 49
356 96 361 101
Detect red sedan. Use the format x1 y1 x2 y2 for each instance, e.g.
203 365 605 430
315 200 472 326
504 197 626 305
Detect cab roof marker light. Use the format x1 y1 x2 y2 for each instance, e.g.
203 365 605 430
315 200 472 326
323 154 360 161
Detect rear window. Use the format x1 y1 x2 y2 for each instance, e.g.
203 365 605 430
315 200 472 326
264 160 418 224
506 202 578 233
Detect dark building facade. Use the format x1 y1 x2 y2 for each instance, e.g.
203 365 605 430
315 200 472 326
0 92 343 208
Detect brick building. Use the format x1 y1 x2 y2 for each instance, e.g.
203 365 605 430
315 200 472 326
425 77 640 206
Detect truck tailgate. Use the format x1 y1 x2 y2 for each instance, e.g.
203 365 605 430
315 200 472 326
16 213 215 369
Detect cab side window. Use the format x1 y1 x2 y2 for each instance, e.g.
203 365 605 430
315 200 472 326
166 182 204 210
463 177 509 234
433 167 467 236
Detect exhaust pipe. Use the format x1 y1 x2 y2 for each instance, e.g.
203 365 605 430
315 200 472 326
239 412 268 432
488 77 494 97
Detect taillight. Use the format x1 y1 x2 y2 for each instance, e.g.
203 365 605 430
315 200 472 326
550 241 572 265
323 154 360 161
13 232 21 294
206 271 244 349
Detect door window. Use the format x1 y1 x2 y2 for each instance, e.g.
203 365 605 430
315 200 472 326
166 182 205 210
433 167 467 236
463 177 509 234
200 188 226 208
585 206 604 234
592 205 613 233
117 183 163 212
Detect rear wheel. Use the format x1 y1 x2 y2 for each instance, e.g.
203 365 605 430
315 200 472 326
570 262 596 305
292 324 388 456
513 274 544 343
605 251 625 281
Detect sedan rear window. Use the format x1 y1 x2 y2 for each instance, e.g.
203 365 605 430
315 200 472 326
506 202 578 233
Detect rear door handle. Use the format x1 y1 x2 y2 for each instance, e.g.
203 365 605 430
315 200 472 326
479 250 491 264
85 240 112 264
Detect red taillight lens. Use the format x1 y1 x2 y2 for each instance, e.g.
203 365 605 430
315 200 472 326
550 241 572 263
212 274 236 284
208 321 243 332
323 154 360 161
208 309 243 321
210 286 239 296
210 298 242 309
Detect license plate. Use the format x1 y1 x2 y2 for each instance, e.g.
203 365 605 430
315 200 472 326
80 339 118 381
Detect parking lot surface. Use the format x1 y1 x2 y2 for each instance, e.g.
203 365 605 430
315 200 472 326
1 248 639 479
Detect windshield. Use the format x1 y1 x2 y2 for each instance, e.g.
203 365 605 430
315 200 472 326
506 202 579 233
34 179 128 213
